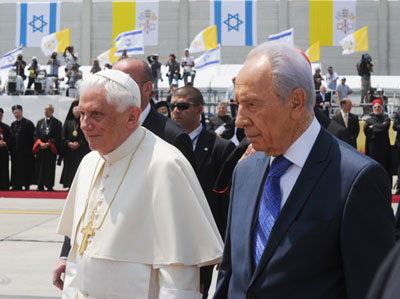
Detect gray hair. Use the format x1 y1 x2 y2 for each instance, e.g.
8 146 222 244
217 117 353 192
246 41 316 111
79 70 140 112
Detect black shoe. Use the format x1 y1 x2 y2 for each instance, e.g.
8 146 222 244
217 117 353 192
12 186 22 191
395 190 400 195
24 185 30 191
46 187 54 192
36 186 44 191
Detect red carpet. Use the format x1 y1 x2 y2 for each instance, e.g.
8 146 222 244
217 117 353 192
393 195 400 204
0 190 68 199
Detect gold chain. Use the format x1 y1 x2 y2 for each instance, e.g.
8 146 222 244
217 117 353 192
75 129 146 255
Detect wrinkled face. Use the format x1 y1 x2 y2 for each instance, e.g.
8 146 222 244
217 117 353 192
79 87 138 155
170 96 201 132
13 109 22 120
157 106 169 117
235 55 295 156
373 103 383 115
72 106 80 119
217 104 227 117
44 105 54 118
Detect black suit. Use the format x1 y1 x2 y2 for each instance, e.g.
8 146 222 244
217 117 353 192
214 127 394 299
315 92 331 117
332 112 360 148
194 128 235 299
60 107 196 257
367 242 400 299
0 122 11 190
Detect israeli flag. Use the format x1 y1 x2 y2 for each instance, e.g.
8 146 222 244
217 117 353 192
114 29 144 56
0 47 23 70
195 46 221 71
210 0 257 46
16 2 61 48
268 28 294 45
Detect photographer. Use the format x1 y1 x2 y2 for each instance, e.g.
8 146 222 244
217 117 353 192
27 57 40 90
12 54 26 81
180 48 195 86
357 53 373 103
65 64 82 100
165 54 180 88
47 52 61 78
147 53 162 95
63 46 78 72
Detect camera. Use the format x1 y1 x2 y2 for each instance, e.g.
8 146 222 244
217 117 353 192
362 53 373 66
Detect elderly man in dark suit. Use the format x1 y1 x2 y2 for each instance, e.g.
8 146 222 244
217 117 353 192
214 41 395 299
331 98 360 148
171 85 235 298
53 58 197 290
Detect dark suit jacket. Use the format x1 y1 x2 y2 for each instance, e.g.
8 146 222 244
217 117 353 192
332 112 360 148
214 128 395 299
195 129 235 237
367 242 400 299
142 108 196 171
315 92 331 117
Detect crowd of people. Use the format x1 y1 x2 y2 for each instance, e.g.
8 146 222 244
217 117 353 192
1 41 400 298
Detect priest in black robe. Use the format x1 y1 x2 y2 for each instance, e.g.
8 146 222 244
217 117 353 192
33 104 62 191
364 99 392 180
207 103 232 133
60 101 90 188
9 105 35 190
0 108 11 190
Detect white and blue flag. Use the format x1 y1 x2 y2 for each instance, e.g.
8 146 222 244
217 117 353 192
210 0 257 46
114 28 144 56
268 28 294 45
16 2 61 48
195 46 221 71
0 47 23 70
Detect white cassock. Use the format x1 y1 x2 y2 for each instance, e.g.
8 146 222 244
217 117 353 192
57 127 223 299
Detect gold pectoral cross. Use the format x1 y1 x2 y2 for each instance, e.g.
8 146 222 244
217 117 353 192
79 220 95 256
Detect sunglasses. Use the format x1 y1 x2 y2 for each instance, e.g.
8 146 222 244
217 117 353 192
170 102 197 111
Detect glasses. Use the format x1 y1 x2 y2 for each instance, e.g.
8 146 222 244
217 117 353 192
373 105 382 109
170 102 197 111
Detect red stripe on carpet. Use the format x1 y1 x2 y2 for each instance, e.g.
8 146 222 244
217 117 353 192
0 190 68 199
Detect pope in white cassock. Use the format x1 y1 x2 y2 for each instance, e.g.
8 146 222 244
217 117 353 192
57 69 223 299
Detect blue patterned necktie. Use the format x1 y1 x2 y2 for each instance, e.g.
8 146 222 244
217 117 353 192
253 155 293 266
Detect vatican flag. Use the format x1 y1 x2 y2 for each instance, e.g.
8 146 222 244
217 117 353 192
339 26 368 55
189 25 218 54
40 28 70 56
306 40 320 62
97 47 119 67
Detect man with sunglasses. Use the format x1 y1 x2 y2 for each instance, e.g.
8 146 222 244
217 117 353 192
53 58 197 289
171 86 235 298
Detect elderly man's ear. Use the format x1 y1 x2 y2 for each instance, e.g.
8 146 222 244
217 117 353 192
288 88 307 120
126 106 142 130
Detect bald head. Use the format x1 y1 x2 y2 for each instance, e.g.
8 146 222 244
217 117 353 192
113 58 153 110
340 98 352 113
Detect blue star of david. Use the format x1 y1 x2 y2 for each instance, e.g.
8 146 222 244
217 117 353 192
204 54 210 61
125 39 132 47
223 13 243 32
29 15 48 33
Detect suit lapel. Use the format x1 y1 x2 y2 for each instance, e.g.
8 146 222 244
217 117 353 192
244 153 270 280
194 130 212 169
250 128 333 284
337 114 346 128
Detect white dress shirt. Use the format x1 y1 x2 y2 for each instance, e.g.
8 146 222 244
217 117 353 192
139 103 151 126
188 124 203 150
270 117 321 209
341 110 349 128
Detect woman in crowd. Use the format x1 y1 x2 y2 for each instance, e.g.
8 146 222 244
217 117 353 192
60 101 90 189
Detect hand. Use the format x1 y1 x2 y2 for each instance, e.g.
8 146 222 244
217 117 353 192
239 144 256 163
53 258 67 290
0 140 6 147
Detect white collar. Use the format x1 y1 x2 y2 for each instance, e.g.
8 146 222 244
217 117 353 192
139 103 151 126
188 124 203 140
101 127 144 165
271 117 321 169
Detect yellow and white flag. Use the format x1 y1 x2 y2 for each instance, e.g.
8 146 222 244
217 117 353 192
339 26 368 55
306 40 320 62
189 25 218 54
41 28 70 56
97 47 119 67
113 1 159 46
309 0 357 46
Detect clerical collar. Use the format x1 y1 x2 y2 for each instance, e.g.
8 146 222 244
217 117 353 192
139 103 151 126
101 127 145 165
271 117 320 169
